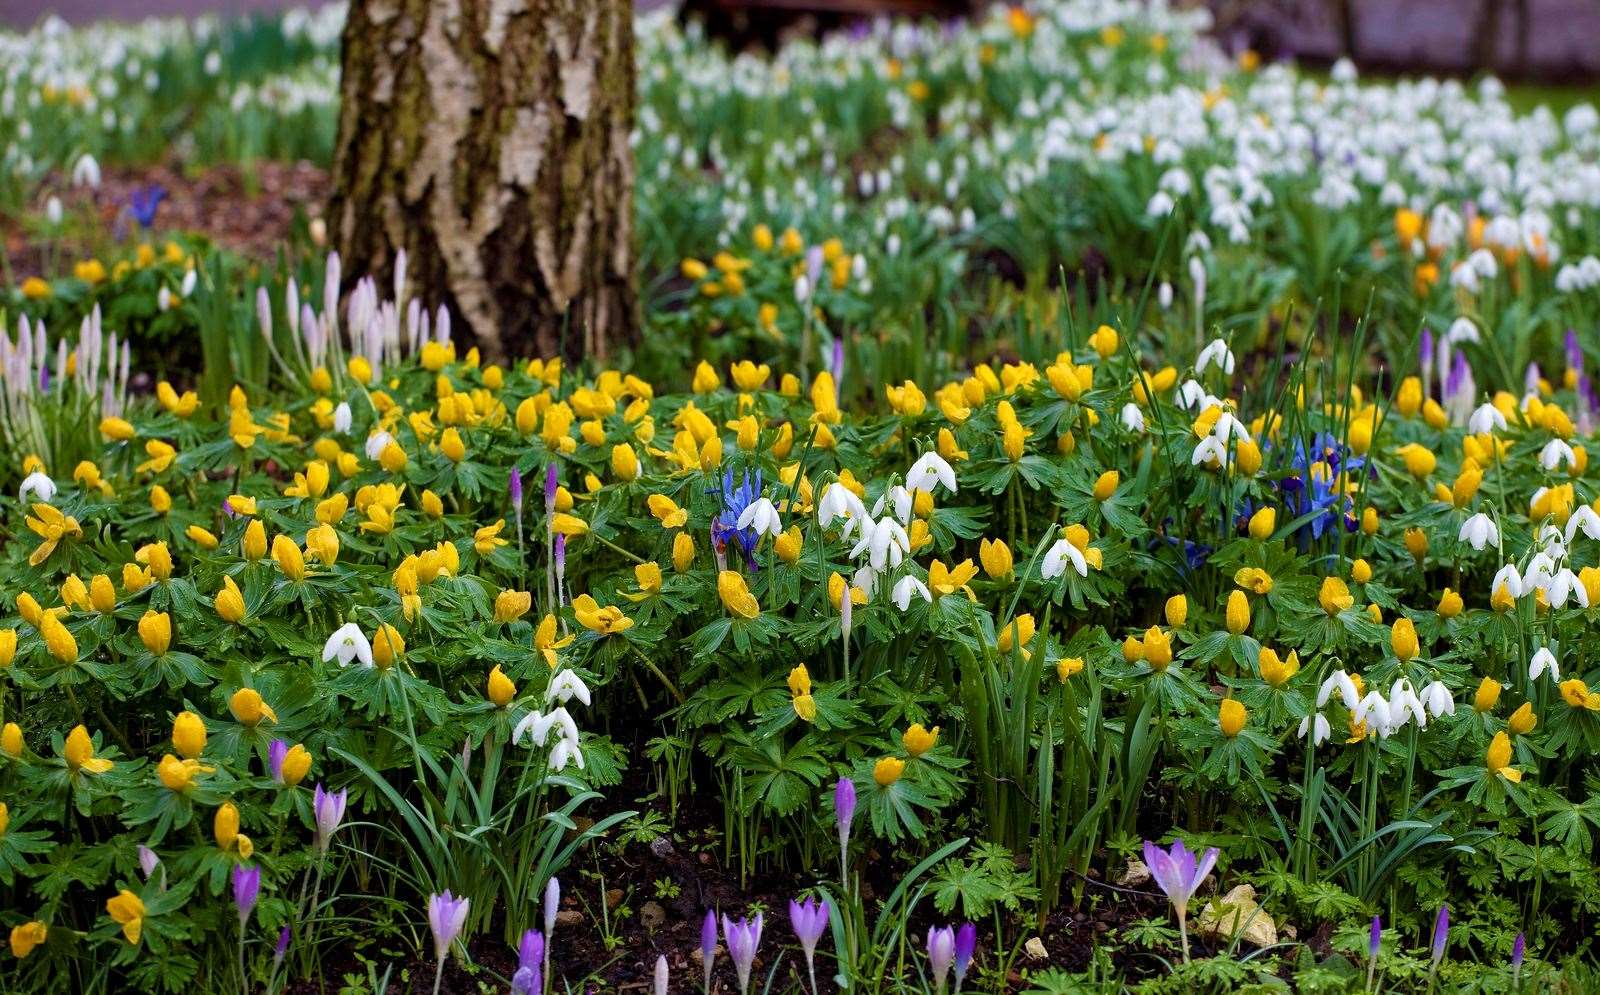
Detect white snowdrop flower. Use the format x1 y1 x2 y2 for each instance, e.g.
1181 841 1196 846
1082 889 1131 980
1421 681 1455 719
1195 338 1235 376
1458 513 1499 550
45 196 62 226
1358 692 1396 737
181 269 197 297
1191 436 1228 467
892 574 932 612
365 431 393 461
736 496 783 538
546 670 592 707
1298 712 1332 746
1041 537 1088 580
19 471 56 502
157 286 173 312
1541 439 1576 471
548 737 584 771
1446 317 1480 345
905 451 957 495
1176 380 1212 410
794 276 811 303
71 153 101 189
333 402 353 434
1565 505 1600 544
322 623 374 668
1388 680 1428 728
1468 403 1505 435
1544 567 1586 608
1317 670 1361 712
1449 262 1479 294
1146 191 1175 217
1492 563 1525 600
1212 412 1251 446
850 518 909 571
1120 403 1146 432
1529 647 1560 684
1158 281 1173 310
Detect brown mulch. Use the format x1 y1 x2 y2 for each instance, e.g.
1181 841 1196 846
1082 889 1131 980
4 160 329 279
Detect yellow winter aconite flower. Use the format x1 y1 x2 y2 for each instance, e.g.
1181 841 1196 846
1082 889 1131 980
39 615 77 663
273 534 306 580
535 614 575 667
487 666 517 708
1219 698 1247 737
611 442 640 481
280 743 313 785
1508 702 1537 736
214 801 252 856
1092 470 1120 501
774 526 803 563
99 416 136 441
1164 594 1188 627
673 532 696 572
1056 656 1085 682
997 613 1036 656
0 628 14 668
903 723 940 756
717 571 761 619
1225 590 1250 635
1233 566 1273 596
372 624 405 668
474 520 508 555
792 693 817 722
1396 443 1435 478
1143 626 1173 670
1473 677 1502 712
1390 618 1419 661
305 524 340 565
573 594 633 634
873 756 906 787
495 589 533 622
979 538 1013 580
1318 576 1353 615
10 920 47 958
187 524 220 550
928 559 978 598
440 427 467 462
648 494 688 529
549 513 589 536
25 503 83 566
1257 647 1299 687
1486 731 1522 783
1 722 22 757
106 890 146 945
624 562 663 601
229 688 277 727
63 725 113 774
158 753 214 792
1559 679 1600 711
171 711 206 759
215 576 246 623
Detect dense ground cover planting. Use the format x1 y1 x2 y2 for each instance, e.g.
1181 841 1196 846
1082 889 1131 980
2 1 1600 992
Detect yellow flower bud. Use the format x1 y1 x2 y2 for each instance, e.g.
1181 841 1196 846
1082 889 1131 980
229 688 277 727
1225 590 1250 635
1219 698 1247 737
487 665 517 708
1248 506 1276 541
1164 594 1188 627
1472 677 1502 713
873 756 905 787
980 538 1013 580
1319 576 1353 615
1391 618 1419 661
172 711 206 760
1508 701 1537 735
902 724 940 757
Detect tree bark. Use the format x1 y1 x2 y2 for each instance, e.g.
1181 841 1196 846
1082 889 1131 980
327 0 637 363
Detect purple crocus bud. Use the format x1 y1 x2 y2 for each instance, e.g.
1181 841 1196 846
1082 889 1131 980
654 954 669 995
511 929 544 995
835 776 857 876
1566 329 1583 373
953 923 977 992
232 863 261 927
1525 361 1543 397
927 925 956 994
701 909 718 993
269 739 289 783
1430 904 1449 966
805 245 825 288
312 783 348 854
544 463 559 513
722 913 763 995
274 925 291 967
138 845 161 880
1512 931 1525 974
543 876 561 940
789 898 829 993
554 534 567 582
1369 915 1381 959
427 889 471 961
510 468 523 510
1419 326 1435 392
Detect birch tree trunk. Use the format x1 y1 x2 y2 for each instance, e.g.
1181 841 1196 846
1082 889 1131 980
327 0 637 363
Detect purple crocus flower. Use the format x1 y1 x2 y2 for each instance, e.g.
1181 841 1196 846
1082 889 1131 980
274 925 290 968
1420 327 1435 395
510 468 523 511
701 909 718 994
138 844 161 880
1142 837 1219 962
1512 931 1525 981
269 739 289 783
927 925 955 993
511 929 544 995
1366 915 1381 991
722 912 763 995
544 463 559 514
312 783 348 854
1430 904 1449 967
789 898 829 994
128 185 165 229
232 864 261 927
836 777 857 877
953 923 977 993
428 890 471 960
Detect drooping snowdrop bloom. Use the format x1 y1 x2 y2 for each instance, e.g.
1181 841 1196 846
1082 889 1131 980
1458 513 1499 551
18 471 55 502
736 496 783 538
1529 647 1560 684
1539 439 1576 471
1195 338 1235 376
71 153 101 189
1547 568 1588 609
1120 403 1146 431
333 401 352 434
850 517 909 571
515 707 579 749
1566 505 1600 543
1358 691 1397 737
1317 670 1361 713
872 485 914 526
818 482 868 540
1420 681 1455 719
1298 713 1332 746
546 670 592 707
1192 436 1229 467
322 623 373 668
892 574 932 612
1041 537 1088 579
905 451 957 495
1491 563 1525 600
364 431 393 461
1468 402 1506 435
